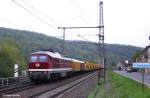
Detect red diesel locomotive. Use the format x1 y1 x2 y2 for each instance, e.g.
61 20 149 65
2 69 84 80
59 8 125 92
28 51 72 81
28 51 99 82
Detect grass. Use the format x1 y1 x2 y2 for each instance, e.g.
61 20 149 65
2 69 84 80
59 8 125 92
88 71 150 98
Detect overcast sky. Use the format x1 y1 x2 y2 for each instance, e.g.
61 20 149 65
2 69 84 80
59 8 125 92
0 0 150 47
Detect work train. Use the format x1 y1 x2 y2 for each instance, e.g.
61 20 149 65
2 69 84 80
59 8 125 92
28 51 100 82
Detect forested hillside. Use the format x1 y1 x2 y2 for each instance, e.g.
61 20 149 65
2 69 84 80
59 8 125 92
0 27 142 67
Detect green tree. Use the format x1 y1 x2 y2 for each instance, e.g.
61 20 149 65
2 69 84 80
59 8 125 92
0 40 25 77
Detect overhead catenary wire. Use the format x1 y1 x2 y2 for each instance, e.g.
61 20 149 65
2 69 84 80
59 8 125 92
66 0 90 25
73 0 92 25
20 0 60 26
20 0 91 31
77 35 91 42
11 0 58 32
11 0 99 45
61 14 82 26
77 34 99 42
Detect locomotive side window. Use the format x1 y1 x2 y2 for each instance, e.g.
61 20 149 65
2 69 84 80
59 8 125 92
30 56 38 62
39 55 48 62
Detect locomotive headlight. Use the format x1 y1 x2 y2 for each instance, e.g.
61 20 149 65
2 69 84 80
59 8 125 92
36 63 40 67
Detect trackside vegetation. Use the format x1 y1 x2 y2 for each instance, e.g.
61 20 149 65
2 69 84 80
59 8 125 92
88 72 150 98
0 39 25 77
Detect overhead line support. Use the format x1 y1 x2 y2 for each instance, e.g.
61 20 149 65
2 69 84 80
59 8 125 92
58 26 102 55
98 1 105 85
58 26 103 29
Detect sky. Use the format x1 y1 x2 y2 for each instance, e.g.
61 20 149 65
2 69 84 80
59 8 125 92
0 0 150 47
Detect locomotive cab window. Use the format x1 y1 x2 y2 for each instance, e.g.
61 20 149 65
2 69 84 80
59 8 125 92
39 55 48 62
30 56 38 62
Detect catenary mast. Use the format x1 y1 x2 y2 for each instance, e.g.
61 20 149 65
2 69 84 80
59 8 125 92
98 1 105 84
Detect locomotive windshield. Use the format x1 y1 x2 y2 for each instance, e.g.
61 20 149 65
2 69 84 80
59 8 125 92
39 55 48 62
30 56 38 62
30 55 48 62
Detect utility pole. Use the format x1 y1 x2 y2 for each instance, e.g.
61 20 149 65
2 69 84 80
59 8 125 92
98 1 105 85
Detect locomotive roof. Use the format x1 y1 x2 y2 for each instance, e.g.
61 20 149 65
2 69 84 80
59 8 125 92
63 57 72 61
32 51 84 63
32 51 62 59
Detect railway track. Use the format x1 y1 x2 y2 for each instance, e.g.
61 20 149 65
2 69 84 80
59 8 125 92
34 71 97 98
1 71 97 98
0 82 34 96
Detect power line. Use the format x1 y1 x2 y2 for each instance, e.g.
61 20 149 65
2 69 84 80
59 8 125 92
61 15 82 26
67 0 90 25
77 35 91 42
73 0 92 25
20 0 60 26
11 0 57 31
